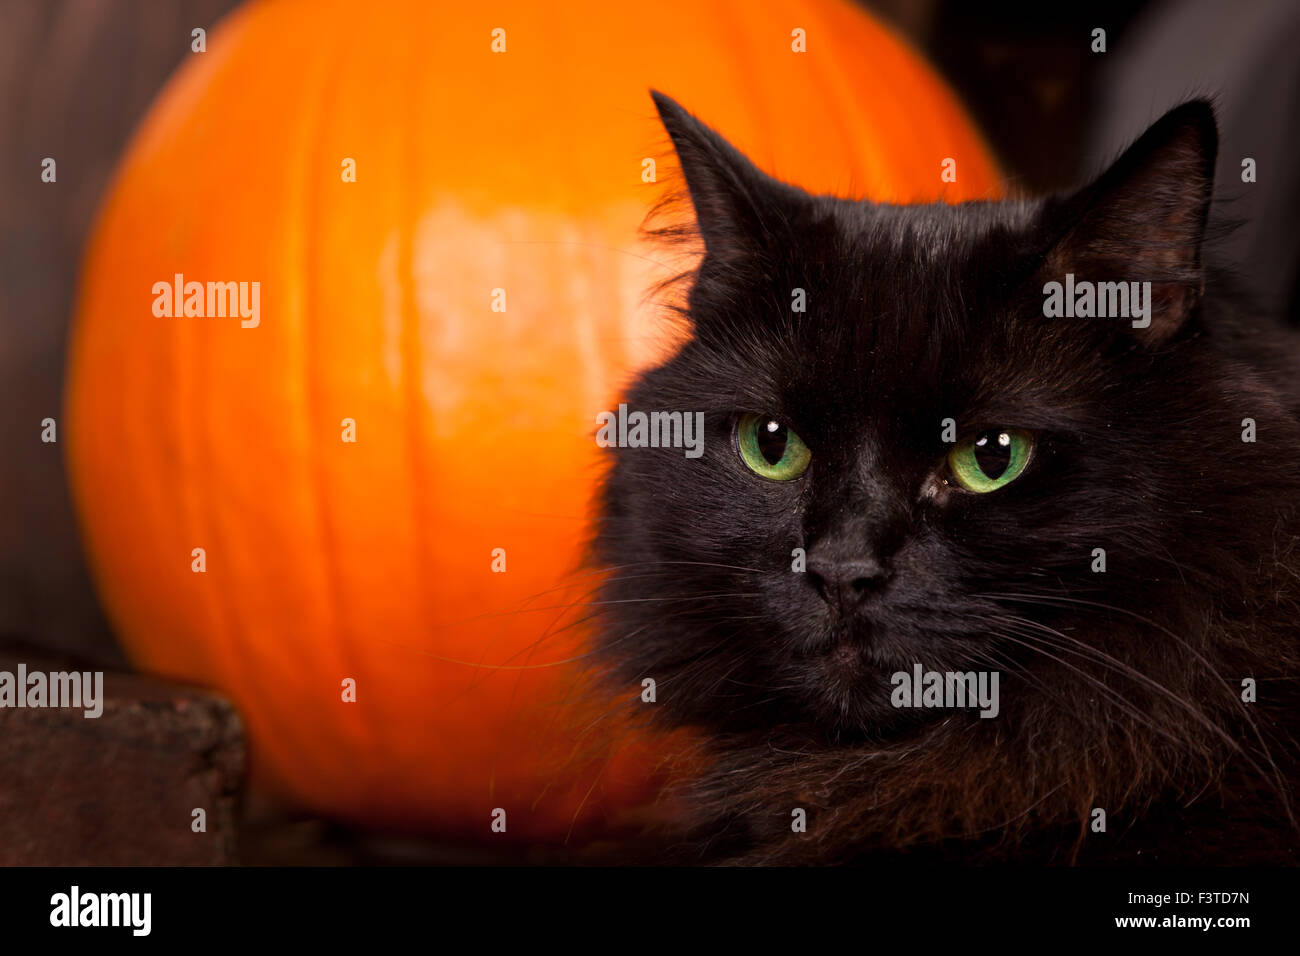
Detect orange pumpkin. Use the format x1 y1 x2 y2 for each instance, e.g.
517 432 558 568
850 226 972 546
65 0 1000 838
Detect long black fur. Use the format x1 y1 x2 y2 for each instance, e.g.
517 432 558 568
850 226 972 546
587 92 1300 864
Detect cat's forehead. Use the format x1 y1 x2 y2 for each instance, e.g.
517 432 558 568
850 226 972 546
767 199 1037 347
740 198 1069 428
829 197 1042 272
682 193 1081 426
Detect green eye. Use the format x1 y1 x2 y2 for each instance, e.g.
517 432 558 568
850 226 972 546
947 428 1033 493
737 413 811 481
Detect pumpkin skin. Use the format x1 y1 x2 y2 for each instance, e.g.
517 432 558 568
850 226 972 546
65 0 1000 839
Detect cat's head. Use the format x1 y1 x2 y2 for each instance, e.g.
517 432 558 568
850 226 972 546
591 92 1294 746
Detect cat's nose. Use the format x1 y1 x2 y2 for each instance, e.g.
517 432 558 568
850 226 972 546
807 555 890 613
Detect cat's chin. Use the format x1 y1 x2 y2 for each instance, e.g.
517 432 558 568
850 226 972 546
801 634 941 738
810 620 929 673
807 688 941 741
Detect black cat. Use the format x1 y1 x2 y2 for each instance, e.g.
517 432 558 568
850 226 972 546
587 91 1300 864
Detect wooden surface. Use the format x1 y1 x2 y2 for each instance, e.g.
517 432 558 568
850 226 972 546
0 643 243 865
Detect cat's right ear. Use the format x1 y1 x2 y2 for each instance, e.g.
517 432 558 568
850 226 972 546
650 90 793 262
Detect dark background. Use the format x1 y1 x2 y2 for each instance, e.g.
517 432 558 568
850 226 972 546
2 0 1297 667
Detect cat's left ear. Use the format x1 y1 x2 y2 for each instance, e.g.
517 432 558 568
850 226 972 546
1043 101 1218 346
